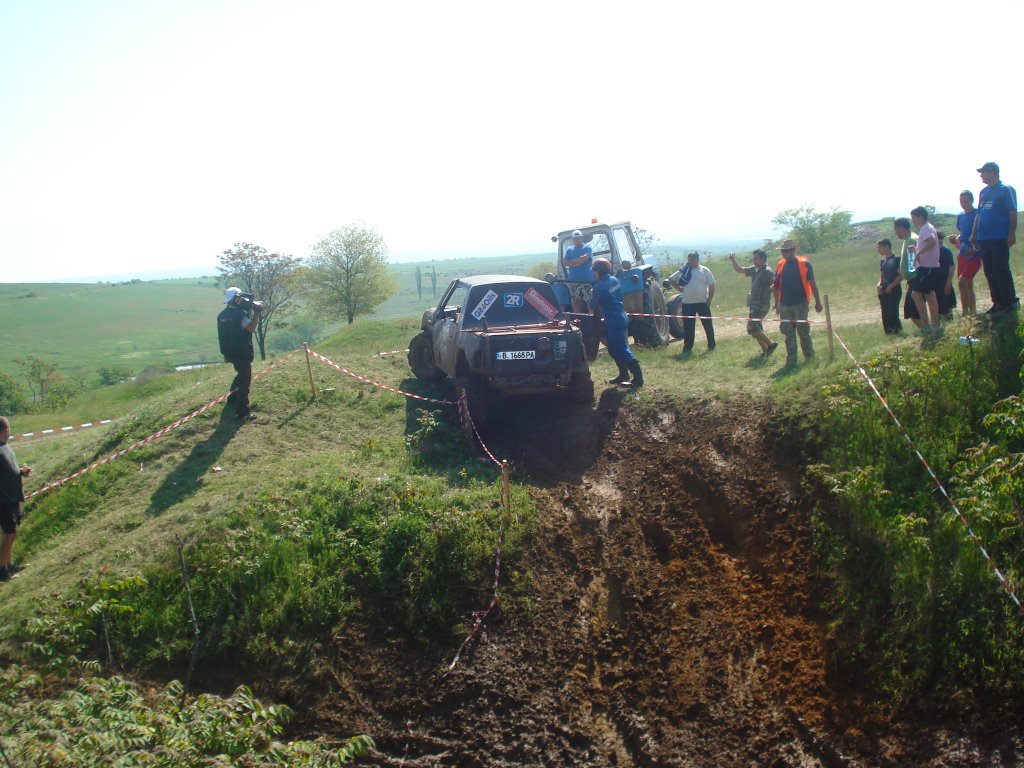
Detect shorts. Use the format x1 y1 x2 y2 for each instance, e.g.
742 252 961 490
957 253 982 280
909 267 936 294
0 501 22 535
568 281 593 304
903 291 920 320
746 309 768 336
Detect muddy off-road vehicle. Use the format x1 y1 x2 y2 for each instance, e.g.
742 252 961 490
549 221 670 347
408 275 594 441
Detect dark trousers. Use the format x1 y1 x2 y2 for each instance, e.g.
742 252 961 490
978 239 1018 309
681 302 715 350
879 286 902 334
228 359 252 415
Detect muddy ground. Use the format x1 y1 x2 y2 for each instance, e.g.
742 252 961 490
302 395 1022 767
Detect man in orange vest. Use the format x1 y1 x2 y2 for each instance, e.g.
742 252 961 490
773 240 823 368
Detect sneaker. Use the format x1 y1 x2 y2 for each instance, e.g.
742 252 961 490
765 342 779 357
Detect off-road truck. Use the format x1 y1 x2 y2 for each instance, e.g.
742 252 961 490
408 275 593 442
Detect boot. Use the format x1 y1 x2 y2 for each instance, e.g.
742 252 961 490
608 361 631 385
622 359 644 388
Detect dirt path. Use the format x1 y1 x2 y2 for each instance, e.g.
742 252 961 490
304 397 1021 767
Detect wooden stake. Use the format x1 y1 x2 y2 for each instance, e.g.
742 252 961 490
304 343 318 400
824 295 834 362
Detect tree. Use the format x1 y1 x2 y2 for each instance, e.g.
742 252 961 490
415 265 423 300
14 356 63 402
305 225 397 324
216 243 302 359
0 370 26 414
633 225 659 255
771 205 853 253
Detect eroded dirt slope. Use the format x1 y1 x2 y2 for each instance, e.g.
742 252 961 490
306 396 1021 767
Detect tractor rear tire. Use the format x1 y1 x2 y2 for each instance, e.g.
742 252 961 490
408 333 445 382
631 282 670 347
667 295 686 339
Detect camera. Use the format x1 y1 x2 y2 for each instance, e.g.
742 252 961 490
237 292 264 312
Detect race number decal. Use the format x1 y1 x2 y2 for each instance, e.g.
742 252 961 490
524 287 558 320
471 289 499 320
503 292 524 308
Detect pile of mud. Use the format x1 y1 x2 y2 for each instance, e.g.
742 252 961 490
303 396 1020 767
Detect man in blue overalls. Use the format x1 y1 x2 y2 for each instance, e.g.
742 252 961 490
589 258 643 388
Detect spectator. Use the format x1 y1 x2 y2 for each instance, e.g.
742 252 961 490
0 416 31 581
217 287 262 422
563 229 595 315
936 231 956 321
953 190 981 316
894 217 922 329
772 240 823 367
589 258 642 387
670 250 716 353
876 238 903 334
909 206 941 332
970 162 1019 314
728 249 778 356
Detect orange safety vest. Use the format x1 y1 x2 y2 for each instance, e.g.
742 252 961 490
774 256 813 304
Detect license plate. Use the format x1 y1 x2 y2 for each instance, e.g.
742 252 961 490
496 350 535 360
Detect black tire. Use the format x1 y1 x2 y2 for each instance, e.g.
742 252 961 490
667 294 686 339
567 369 595 404
456 376 488 445
408 333 444 382
646 281 671 346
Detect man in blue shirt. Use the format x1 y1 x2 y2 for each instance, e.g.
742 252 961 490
970 162 1018 314
563 229 595 315
589 258 643 387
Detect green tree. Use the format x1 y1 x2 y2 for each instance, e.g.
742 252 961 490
217 243 302 359
772 205 853 253
97 365 134 386
14 355 63 402
305 224 397 324
415 265 423 300
0 370 27 414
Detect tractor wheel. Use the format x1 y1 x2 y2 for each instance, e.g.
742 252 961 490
631 282 670 347
667 295 686 339
408 333 444 382
567 369 595 404
455 377 488 446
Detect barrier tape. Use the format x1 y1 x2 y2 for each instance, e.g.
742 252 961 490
567 310 825 324
306 348 454 406
24 350 300 502
831 329 1024 617
9 419 113 441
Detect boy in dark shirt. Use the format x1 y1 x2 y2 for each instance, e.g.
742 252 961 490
936 231 956 321
876 238 903 334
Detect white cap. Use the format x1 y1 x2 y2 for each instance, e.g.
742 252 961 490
571 229 583 238
224 287 242 304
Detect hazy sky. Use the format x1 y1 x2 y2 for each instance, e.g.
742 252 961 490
1 0 1020 282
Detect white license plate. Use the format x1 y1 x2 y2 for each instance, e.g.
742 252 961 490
496 350 535 360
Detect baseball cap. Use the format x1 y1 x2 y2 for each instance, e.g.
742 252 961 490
571 229 583 238
224 287 242 304
976 162 999 173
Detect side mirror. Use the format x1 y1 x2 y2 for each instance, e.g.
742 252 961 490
544 272 556 283
662 279 670 289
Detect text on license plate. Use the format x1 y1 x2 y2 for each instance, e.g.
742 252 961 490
496 350 535 360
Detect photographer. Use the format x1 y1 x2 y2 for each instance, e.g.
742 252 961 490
217 287 262 422
0 416 31 581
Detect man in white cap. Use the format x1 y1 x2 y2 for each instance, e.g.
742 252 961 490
970 162 1018 314
217 287 262 421
563 229 595 314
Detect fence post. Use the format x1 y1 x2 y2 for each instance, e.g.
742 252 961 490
304 344 318 400
824 295 834 362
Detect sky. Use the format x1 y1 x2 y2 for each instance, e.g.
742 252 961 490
1 0 1020 283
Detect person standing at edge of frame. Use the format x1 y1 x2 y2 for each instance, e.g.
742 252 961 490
0 416 31 582
970 161 1018 314
218 287 262 422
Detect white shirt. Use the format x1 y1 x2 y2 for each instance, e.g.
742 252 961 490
673 264 716 303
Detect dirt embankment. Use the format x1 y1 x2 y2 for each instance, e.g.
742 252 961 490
303 396 1021 767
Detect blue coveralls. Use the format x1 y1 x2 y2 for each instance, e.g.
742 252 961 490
589 274 637 365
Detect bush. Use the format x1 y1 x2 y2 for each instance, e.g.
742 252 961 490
0 369 26 414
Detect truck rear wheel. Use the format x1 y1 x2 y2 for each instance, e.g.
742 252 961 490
667 294 686 339
567 370 594 403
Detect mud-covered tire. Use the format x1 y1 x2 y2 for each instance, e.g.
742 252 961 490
456 377 488 445
630 282 670 347
408 333 444 382
567 369 595 404
667 294 686 339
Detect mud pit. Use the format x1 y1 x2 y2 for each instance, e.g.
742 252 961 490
306 396 1021 767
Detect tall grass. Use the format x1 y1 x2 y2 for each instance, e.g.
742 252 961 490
810 315 1024 715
